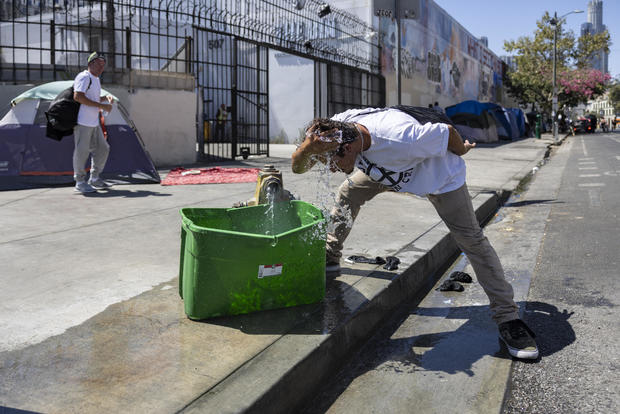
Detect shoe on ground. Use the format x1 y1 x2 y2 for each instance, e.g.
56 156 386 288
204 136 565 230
326 260 341 273
75 181 96 193
88 177 112 190
498 319 539 359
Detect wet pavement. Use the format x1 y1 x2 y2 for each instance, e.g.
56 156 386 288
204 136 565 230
0 136 553 413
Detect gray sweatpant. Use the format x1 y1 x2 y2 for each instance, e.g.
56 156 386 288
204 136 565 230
326 169 520 324
73 124 109 182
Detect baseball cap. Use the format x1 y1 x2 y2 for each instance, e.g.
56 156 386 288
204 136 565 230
87 51 105 64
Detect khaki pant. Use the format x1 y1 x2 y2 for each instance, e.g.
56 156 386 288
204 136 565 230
327 170 519 324
73 124 109 182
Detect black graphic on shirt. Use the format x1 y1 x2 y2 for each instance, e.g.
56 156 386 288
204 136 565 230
357 155 414 192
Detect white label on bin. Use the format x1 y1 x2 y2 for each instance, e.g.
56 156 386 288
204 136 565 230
258 264 283 279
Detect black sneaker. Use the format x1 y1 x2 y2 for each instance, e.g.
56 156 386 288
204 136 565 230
498 319 539 359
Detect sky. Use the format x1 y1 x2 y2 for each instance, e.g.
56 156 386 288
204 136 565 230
433 0 620 79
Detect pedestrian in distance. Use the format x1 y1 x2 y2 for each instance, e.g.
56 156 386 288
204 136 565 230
291 106 539 359
72 51 114 193
215 104 229 141
433 101 444 114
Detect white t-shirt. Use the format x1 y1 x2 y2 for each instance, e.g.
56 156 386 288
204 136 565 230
73 70 102 127
331 108 465 196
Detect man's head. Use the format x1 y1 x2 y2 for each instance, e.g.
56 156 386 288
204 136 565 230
434 101 439 106
87 51 106 76
304 118 361 173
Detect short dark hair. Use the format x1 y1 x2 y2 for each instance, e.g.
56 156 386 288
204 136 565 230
304 118 358 143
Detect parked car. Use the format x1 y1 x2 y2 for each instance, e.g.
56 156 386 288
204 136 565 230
573 118 595 134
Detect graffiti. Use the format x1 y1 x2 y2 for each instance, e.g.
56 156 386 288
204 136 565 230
479 71 489 100
450 62 461 88
378 0 505 104
391 47 423 79
427 51 441 83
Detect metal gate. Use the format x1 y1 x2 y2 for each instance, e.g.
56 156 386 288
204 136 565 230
197 29 268 161
315 62 385 118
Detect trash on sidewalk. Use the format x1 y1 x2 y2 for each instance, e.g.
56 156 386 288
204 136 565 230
345 255 386 265
449 271 473 283
344 255 401 271
436 280 465 292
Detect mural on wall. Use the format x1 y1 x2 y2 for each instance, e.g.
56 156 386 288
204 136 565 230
379 0 504 104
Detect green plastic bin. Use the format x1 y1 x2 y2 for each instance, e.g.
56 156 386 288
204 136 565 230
179 200 327 320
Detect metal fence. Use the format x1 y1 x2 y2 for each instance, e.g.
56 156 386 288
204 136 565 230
1 0 384 160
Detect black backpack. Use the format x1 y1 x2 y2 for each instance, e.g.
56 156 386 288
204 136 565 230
45 78 91 141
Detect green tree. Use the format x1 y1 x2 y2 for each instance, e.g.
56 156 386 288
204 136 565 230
503 12 610 113
609 82 620 113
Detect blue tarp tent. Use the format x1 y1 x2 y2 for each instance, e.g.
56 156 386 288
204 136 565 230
0 81 160 190
445 100 499 143
480 103 512 140
508 108 526 137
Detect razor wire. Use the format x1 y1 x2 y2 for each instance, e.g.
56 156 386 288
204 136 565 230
0 0 381 75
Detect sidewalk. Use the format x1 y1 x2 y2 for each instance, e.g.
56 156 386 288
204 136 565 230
0 136 556 413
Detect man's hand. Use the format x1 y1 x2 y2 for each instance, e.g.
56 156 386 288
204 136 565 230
447 126 475 156
302 128 341 154
291 128 341 174
462 139 476 154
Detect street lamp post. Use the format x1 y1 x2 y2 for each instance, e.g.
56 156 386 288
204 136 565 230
550 9 583 142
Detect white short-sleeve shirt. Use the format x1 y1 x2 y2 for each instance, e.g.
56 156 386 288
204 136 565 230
73 70 102 127
331 108 466 196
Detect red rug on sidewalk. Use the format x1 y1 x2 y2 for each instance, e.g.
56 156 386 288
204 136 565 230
161 167 260 186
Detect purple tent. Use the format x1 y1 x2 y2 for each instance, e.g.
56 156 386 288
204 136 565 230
0 81 160 190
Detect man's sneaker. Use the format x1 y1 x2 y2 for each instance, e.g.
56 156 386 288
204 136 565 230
75 181 96 193
88 177 112 190
326 260 341 273
498 319 539 359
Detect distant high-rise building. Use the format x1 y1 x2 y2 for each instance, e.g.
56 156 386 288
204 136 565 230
584 0 609 73
479 36 488 48
581 22 593 36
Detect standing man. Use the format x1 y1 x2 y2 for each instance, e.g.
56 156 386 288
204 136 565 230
72 51 114 193
433 101 444 114
291 106 539 360
215 104 228 141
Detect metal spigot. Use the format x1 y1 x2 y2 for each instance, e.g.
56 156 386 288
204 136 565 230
233 164 294 207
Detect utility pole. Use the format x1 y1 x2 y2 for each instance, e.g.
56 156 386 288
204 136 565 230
550 9 583 142
395 0 401 105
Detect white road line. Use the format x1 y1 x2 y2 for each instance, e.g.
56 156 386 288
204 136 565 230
578 167 598 170
578 161 596 164
616 156 620 161
579 174 601 177
588 189 602 208
579 157 594 161
578 183 605 187
581 137 588 156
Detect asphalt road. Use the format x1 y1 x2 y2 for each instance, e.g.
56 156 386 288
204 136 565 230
300 133 619 413
502 132 620 413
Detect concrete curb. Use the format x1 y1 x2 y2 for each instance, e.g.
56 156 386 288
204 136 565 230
180 193 503 413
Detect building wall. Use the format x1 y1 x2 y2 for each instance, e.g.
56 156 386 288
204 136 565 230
268 50 314 144
370 0 506 107
0 84 196 167
105 87 196 167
